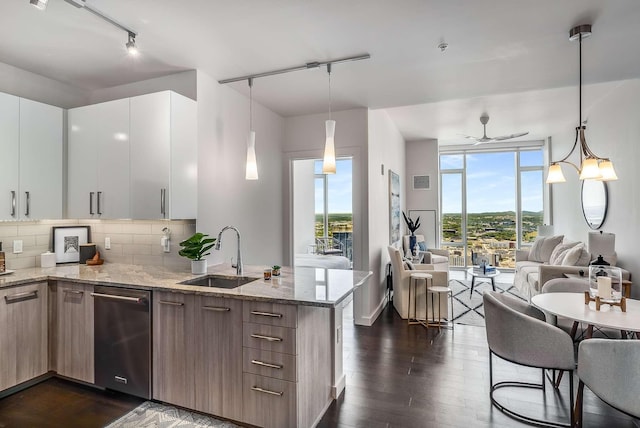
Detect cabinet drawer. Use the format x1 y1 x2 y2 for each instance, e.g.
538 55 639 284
242 373 296 428
243 322 296 355
243 348 297 382
243 301 297 328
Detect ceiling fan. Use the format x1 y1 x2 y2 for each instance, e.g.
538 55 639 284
462 114 529 145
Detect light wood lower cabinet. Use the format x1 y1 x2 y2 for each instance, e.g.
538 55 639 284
56 281 94 383
193 295 243 420
152 291 195 408
153 292 243 420
241 301 332 428
0 282 48 391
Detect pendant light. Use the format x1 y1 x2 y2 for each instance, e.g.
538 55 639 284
245 78 258 180
322 63 336 174
546 24 618 184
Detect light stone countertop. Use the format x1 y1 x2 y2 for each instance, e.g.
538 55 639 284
0 263 372 308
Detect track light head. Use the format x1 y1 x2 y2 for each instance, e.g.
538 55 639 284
30 0 48 10
126 32 138 56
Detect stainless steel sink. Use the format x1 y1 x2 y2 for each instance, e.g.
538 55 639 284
179 274 258 289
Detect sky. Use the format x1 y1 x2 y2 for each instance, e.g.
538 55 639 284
314 159 353 214
441 150 543 213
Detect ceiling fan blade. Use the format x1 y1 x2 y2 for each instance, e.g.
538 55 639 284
457 133 480 140
492 132 529 141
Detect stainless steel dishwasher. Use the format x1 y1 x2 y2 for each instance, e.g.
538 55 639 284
92 285 151 399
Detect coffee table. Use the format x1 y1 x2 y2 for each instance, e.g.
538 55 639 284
466 267 500 297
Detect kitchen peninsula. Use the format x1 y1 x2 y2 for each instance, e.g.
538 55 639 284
0 263 371 428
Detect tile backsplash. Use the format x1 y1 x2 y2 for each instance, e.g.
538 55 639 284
0 219 195 270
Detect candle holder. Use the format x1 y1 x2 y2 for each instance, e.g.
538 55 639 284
588 265 623 303
584 291 627 312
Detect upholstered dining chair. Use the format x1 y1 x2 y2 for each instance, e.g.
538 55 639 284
483 291 576 427
575 339 640 427
387 246 449 320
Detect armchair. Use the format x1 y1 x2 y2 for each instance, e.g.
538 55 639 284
401 234 449 271
315 236 344 256
387 246 449 320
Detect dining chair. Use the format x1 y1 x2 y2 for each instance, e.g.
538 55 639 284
575 339 640 427
484 290 575 427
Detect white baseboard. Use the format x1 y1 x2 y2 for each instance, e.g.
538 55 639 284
331 373 346 399
353 295 387 326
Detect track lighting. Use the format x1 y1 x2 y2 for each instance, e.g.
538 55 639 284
245 78 258 180
126 32 138 56
29 0 48 10
322 63 337 174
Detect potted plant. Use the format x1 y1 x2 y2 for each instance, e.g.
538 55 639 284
402 211 421 254
272 265 281 276
179 232 216 274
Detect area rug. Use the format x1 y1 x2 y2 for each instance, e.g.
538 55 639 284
450 279 526 327
104 401 239 428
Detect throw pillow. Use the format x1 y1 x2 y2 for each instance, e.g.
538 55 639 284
562 243 590 266
403 259 415 270
549 241 579 265
418 241 427 251
529 235 564 263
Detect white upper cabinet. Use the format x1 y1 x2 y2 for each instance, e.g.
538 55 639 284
130 91 197 219
0 93 20 220
0 96 62 221
68 99 130 218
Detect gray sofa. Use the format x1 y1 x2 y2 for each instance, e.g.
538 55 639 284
513 234 629 300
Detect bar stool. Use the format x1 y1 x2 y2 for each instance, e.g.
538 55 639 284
408 272 432 327
427 285 454 330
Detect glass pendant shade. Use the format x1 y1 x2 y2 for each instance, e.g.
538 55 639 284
546 164 566 183
579 157 602 180
322 119 336 174
598 160 618 181
245 131 258 180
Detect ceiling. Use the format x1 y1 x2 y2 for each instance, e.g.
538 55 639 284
2 0 640 143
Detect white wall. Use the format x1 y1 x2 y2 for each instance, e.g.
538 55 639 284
0 60 89 108
366 109 406 325
196 70 284 268
549 78 640 297
89 70 197 105
292 159 316 255
405 139 439 244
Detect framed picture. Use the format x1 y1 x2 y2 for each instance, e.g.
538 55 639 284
389 169 401 245
52 226 91 264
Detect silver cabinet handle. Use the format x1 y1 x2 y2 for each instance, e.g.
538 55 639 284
114 376 128 384
97 191 102 215
251 386 283 397
10 191 16 217
5 290 38 303
91 292 144 304
25 191 30 216
158 300 184 307
251 359 283 370
251 310 283 318
160 188 166 216
203 306 230 312
63 289 84 295
89 192 95 215
250 333 282 342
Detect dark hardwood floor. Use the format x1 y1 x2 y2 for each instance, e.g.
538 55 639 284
317 302 639 428
0 377 143 428
0 301 637 428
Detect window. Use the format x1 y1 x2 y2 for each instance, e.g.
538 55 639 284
440 147 544 269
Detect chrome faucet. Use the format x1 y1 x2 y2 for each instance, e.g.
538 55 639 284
215 226 243 275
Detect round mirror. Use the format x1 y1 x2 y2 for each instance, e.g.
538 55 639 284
581 179 608 229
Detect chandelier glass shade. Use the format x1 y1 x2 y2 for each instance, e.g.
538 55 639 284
546 24 618 184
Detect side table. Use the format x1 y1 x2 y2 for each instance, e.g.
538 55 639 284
408 272 432 327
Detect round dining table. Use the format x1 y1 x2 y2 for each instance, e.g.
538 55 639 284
532 292 640 335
